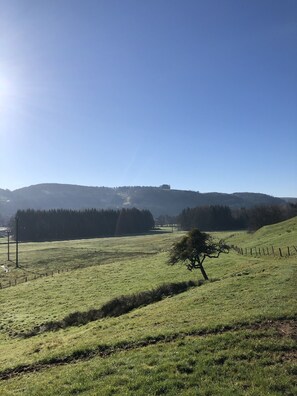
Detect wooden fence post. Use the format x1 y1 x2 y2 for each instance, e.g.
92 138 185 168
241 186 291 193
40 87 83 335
272 246 275 256
279 248 282 257
287 247 290 256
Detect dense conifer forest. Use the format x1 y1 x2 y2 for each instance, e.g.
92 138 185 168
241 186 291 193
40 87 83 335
177 204 297 231
11 208 155 242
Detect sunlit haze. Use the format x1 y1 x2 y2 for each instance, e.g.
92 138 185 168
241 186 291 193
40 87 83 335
0 0 296 196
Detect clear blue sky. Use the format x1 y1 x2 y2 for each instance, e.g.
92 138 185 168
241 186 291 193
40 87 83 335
0 0 296 196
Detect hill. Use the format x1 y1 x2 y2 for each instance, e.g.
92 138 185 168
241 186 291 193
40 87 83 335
282 197 297 204
0 218 296 394
224 215 297 248
0 183 287 222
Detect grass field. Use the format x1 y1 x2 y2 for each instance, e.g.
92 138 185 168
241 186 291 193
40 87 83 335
0 218 296 395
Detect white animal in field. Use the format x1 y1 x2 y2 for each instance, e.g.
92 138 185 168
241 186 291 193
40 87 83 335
1 265 9 273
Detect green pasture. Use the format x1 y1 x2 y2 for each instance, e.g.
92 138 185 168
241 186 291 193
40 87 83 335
1 328 296 396
0 218 296 395
0 232 180 285
222 216 297 249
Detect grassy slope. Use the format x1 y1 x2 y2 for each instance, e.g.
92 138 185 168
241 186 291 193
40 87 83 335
223 216 297 248
0 220 296 395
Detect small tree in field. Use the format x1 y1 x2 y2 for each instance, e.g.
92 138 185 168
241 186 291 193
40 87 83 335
168 229 229 280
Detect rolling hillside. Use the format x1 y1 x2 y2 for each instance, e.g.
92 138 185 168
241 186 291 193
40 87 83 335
0 218 296 395
0 183 287 222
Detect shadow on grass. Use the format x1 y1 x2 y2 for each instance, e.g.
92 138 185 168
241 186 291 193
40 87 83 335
22 279 211 337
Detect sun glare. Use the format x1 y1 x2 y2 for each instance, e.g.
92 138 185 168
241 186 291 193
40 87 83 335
0 77 16 111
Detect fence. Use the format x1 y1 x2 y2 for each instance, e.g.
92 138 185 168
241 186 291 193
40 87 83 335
232 245 297 258
0 267 71 290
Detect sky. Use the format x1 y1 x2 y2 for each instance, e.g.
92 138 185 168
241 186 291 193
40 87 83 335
0 0 296 196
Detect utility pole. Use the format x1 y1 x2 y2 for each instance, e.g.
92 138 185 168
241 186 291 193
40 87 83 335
15 216 19 268
7 230 10 261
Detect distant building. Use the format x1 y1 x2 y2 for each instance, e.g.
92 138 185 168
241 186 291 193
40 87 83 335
0 227 8 237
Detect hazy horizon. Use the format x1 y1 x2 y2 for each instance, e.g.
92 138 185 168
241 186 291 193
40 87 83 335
1 181 295 198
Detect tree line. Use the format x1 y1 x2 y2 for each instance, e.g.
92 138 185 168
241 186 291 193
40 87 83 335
10 208 155 242
177 204 297 232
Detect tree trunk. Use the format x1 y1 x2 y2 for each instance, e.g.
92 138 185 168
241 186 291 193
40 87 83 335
199 264 209 281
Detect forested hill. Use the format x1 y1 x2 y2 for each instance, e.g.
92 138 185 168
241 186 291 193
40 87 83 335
0 184 287 223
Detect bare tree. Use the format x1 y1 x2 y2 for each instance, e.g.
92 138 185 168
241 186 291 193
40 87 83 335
168 229 229 280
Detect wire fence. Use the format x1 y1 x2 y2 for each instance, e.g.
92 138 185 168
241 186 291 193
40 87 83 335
0 267 71 289
231 245 297 258
1 239 296 290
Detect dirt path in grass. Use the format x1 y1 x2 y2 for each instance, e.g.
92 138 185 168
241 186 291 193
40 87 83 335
0 318 296 381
